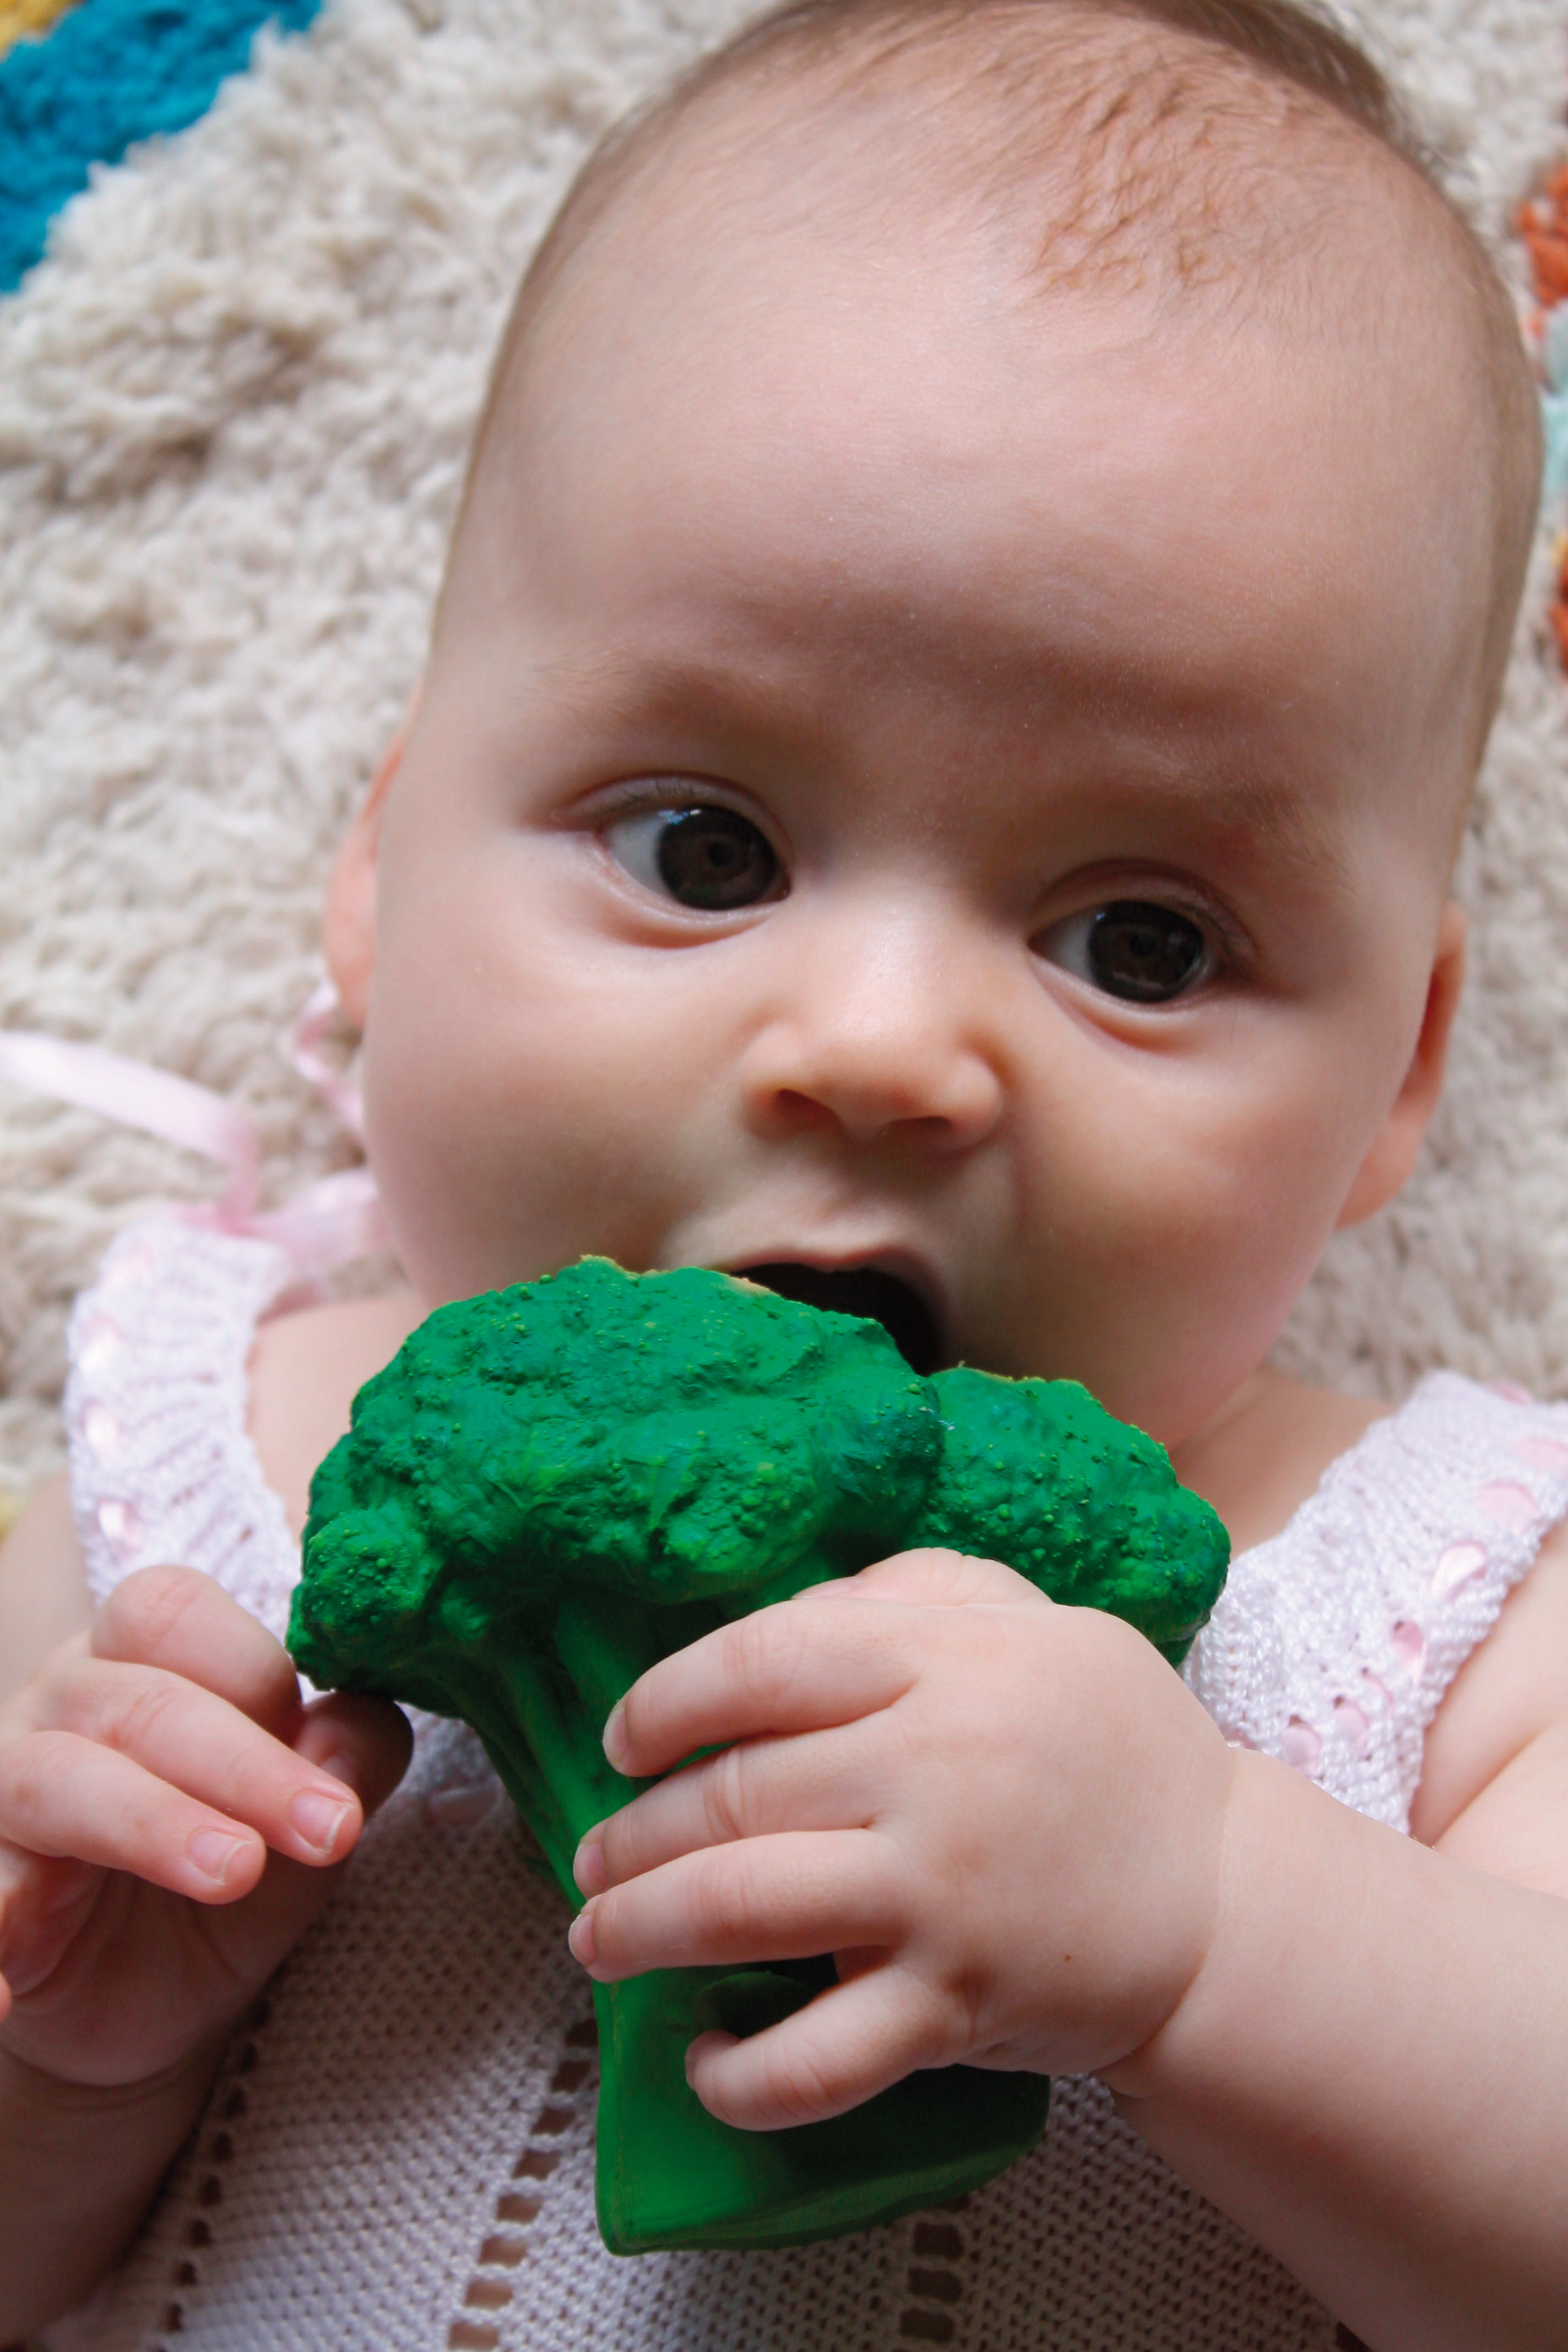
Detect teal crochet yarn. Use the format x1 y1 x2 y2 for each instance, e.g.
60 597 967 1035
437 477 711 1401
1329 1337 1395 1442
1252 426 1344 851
0 0 322 292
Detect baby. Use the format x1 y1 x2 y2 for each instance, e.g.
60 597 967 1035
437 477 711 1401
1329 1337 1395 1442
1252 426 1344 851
0 0 1562 2345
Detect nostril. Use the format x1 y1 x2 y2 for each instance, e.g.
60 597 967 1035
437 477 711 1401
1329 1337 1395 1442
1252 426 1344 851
771 1089 838 1131
742 1012 1003 1153
766 1087 968 1152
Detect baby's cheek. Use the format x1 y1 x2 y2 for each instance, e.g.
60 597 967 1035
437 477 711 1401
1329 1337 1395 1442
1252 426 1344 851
360 953 693 1304
1053 1054 1369 1443
992 1180 1300 1450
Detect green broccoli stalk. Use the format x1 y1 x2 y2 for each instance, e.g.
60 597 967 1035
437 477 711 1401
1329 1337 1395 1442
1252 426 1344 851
287 1258 1228 2254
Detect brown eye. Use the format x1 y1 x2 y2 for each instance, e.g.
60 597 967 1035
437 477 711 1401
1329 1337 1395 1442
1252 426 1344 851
1036 900 1212 1003
605 805 783 911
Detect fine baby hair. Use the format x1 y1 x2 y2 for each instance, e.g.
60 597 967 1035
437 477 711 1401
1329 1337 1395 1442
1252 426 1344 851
447 0 1538 795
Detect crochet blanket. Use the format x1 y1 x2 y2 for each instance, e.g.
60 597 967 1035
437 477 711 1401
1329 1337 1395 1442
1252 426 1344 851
1 0 1567 1494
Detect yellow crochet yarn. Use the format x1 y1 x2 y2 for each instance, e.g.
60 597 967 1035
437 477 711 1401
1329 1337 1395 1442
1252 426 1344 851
0 0 80 59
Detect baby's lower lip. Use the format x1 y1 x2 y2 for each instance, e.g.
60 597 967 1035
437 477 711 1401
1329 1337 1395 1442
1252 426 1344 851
731 1261 947 1375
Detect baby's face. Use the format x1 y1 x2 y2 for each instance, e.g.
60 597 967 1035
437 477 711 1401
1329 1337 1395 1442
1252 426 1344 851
351 154 1479 1447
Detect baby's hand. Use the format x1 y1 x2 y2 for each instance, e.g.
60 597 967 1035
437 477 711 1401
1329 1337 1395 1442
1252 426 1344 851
0 1565 410 2092
569 1551 1237 2131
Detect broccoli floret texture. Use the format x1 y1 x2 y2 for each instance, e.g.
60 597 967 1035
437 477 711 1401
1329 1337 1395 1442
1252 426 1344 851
289 1259 1229 2255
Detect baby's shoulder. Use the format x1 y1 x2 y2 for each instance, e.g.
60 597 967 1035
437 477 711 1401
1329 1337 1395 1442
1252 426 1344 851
247 1288 422 1542
1413 1513 1568 1864
0 1274 420 1707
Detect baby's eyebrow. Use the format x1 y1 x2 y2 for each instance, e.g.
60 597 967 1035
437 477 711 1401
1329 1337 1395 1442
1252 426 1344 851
1125 767 1355 894
529 643 1357 891
529 645 832 761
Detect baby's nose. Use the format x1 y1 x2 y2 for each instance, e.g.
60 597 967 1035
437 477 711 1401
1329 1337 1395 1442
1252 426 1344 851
737 902 1006 1153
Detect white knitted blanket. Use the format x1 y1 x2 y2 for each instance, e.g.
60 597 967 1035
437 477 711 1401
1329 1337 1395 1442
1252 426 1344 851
2 0 1568 1493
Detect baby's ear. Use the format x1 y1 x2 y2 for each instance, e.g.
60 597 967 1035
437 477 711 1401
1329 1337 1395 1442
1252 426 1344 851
1335 900 1467 1230
324 686 421 1028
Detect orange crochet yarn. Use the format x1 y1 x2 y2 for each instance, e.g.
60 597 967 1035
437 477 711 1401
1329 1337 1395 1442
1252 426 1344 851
1518 164 1568 665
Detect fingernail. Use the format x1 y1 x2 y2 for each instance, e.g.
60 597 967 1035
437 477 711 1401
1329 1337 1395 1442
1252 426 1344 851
316 1751 356 1790
568 1905 597 1968
573 1834 607 1897
188 1828 251 1887
603 1705 628 1770
289 1787 353 1856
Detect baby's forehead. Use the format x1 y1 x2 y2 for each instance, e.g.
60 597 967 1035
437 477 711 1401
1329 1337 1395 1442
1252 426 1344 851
477 12 1506 600
447 4 1535 808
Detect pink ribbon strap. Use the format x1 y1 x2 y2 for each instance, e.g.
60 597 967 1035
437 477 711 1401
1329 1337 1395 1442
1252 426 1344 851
290 977 366 1145
0 999 387 1281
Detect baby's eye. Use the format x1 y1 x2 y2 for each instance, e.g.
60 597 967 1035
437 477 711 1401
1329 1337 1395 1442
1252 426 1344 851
602 805 783 911
1035 899 1213 1004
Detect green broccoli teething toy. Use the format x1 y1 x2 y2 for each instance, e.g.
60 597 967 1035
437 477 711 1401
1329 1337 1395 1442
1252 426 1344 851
287 1257 1228 2253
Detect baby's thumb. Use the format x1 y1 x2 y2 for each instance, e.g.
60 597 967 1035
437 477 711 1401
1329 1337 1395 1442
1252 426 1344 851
292 1691 414 1828
195 1693 413 2001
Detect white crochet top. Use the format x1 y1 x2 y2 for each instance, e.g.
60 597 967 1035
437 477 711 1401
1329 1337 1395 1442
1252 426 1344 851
48 1220 1568 2352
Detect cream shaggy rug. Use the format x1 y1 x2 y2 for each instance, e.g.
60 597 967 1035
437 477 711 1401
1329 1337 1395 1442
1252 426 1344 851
1 0 1567 1495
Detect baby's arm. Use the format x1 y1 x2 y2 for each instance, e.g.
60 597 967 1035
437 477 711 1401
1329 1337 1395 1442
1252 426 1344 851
0 1492 410 2338
1110 1653 1568 2351
569 1549 1568 2352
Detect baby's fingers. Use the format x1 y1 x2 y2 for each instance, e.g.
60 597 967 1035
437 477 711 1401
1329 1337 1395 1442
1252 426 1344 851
606 1595 920 1778
7 1654 373 1885
92 1565 300 1734
576 1718 876 1896
290 1689 412 1822
685 1966 946 2132
0 1842 102 2012
569 1828 908 1979
0 1729 267 1899
186 1695 413 1985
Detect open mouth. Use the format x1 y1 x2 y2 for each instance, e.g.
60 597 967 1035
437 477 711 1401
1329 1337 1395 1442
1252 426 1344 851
736 1262 946 1376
